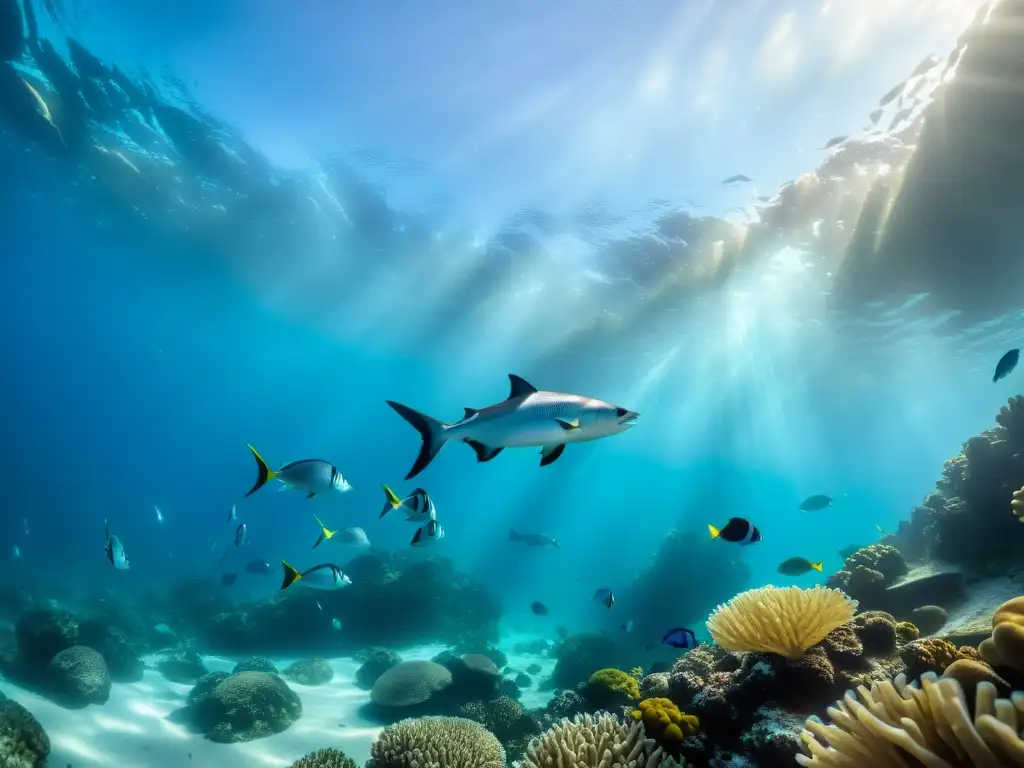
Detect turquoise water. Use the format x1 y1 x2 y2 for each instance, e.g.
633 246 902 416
1 0 1020 765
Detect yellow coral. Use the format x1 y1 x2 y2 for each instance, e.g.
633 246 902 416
979 595 1024 673
587 668 640 700
706 585 858 661
1011 485 1024 522
628 666 644 680
630 698 698 753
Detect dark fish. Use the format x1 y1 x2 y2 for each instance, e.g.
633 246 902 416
838 545 860 560
818 135 847 150
777 557 824 576
868 108 883 125
555 626 568 640
799 495 832 512
245 558 271 575
994 349 1019 382
221 572 238 586
908 55 937 79
708 517 761 545
593 588 614 609
879 81 905 107
662 627 698 649
530 601 549 616
721 174 752 185
510 529 559 548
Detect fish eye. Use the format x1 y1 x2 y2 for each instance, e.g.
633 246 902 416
615 407 628 418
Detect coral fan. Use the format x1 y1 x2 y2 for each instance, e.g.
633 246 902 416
630 698 698 754
367 715 505 767
289 747 358 768
707 586 857 660
797 672 1024 766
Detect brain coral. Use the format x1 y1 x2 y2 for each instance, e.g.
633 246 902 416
370 660 453 708
201 671 302 743
47 645 111 707
587 668 641 703
289 747 358 768
366 715 505 767
0 698 49 768
707 585 858 661
522 711 689 768
797 672 1024 766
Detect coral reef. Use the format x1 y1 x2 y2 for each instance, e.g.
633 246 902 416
282 658 334 686
289 747 358 768
366 715 505 767
979 594 1024 681
521 711 688 767
457 695 540 760
47 645 111 708
797 672 1024 765
182 670 302 743
356 647 402 690
585 668 641 709
156 649 207 684
825 544 907 609
900 638 981 681
707 585 857 659
232 656 278 675
0 697 49 768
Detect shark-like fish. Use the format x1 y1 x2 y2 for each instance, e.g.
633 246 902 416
386 374 638 479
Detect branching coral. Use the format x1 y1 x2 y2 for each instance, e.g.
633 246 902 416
521 712 689 768
706 586 858 660
629 698 698 754
289 747 357 768
796 672 1024 766
367 716 505 767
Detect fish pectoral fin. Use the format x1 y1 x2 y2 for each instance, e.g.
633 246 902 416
464 438 503 462
539 444 566 466
555 418 580 430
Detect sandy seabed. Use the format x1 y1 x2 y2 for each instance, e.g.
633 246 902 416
0 636 556 767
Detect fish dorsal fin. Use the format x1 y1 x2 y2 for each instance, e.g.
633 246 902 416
507 374 538 400
463 407 479 419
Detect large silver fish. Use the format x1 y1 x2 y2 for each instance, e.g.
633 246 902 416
245 446 352 498
104 519 129 570
386 374 639 479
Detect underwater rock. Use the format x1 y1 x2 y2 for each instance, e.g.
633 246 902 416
739 707 805 768
909 605 949 635
547 633 632 691
514 672 532 688
187 672 230 708
283 658 334 686
445 653 502 701
190 671 302 743
232 656 278 675
0 0 23 63
15 609 79 666
0 698 49 767
368 660 454 718
355 647 401 690
47 646 111 708
156 649 207 684
450 643 508 670
879 568 966 616
900 637 980 681
526 663 542 675
513 639 550 656
852 611 899 656
77 620 143 683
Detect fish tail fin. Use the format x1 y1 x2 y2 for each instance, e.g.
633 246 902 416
279 559 302 591
245 445 277 497
385 401 451 480
810 561 823 572
708 524 721 540
380 483 402 518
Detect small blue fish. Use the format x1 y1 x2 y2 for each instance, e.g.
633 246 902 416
661 627 698 649
593 588 614 609
994 349 1019 382
104 519 129 570
154 505 164 523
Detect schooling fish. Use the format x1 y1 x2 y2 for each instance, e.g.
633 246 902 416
104 519 129 570
279 559 352 591
593 588 614 609
227 504 237 523
245 445 353 498
311 515 370 549
531 601 549 617
154 505 164 523
778 557 824 576
411 518 445 547
994 349 1019 382
221 572 238 587
799 494 832 512
509 529 560 548
708 517 762 545
379 485 436 522
245 558 271 575
234 523 249 547
386 374 639 479
662 627 698 649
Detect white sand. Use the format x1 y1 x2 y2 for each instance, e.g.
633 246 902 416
0 637 556 767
